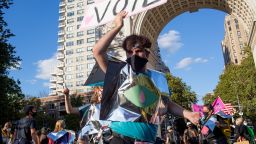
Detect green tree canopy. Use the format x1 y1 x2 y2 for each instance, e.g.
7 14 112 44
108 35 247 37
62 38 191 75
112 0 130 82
166 73 197 110
0 0 24 124
213 46 256 120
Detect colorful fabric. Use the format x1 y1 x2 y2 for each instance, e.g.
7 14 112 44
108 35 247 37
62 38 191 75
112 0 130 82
124 85 159 108
192 104 203 116
146 69 170 96
110 122 158 142
212 96 226 114
216 111 232 119
47 130 75 144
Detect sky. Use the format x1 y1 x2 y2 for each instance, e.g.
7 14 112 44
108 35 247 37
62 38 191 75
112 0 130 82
5 0 226 103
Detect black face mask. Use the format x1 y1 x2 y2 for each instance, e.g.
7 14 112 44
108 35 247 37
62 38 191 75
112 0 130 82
32 111 37 117
203 112 209 117
126 55 148 72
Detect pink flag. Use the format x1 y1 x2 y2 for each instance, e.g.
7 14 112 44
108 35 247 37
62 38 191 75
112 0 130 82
192 104 203 117
212 96 226 114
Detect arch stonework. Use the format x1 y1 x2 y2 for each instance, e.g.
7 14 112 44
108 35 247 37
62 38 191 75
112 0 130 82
122 0 256 67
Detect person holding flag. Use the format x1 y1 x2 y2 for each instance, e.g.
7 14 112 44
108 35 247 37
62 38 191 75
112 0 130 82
200 104 228 144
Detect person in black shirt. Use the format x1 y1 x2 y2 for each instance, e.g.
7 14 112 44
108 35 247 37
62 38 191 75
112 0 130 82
14 105 39 144
234 117 250 142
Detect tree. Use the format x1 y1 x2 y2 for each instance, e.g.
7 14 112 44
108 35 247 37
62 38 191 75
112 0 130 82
214 46 256 120
203 93 216 104
166 73 197 110
0 0 24 123
0 0 24 124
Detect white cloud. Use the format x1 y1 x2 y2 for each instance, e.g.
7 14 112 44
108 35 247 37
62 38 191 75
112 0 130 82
194 58 208 63
175 57 209 69
158 30 183 53
26 79 37 85
175 57 194 69
35 53 57 80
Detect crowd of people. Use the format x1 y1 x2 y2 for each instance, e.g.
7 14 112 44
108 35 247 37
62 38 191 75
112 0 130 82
1 11 255 144
1 106 255 144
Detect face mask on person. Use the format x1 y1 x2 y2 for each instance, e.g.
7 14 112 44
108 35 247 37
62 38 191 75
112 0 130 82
31 111 37 117
203 112 209 117
126 55 148 72
7 128 11 132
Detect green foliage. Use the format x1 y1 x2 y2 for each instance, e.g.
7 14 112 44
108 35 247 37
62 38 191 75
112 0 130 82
213 46 256 120
0 0 24 124
166 73 197 110
64 114 80 132
203 93 216 104
70 94 84 107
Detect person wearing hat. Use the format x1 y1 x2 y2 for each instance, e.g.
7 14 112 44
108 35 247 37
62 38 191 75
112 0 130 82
13 105 39 144
183 122 198 144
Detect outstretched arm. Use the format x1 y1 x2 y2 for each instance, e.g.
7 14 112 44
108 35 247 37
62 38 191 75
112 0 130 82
167 101 200 125
63 88 79 115
93 11 128 73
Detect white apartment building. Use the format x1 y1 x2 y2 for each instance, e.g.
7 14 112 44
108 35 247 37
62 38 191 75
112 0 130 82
49 0 168 96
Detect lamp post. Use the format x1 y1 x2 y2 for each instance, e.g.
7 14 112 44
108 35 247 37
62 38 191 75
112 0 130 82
233 81 243 116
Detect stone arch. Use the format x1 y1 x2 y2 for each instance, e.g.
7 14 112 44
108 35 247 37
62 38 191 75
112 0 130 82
128 0 256 67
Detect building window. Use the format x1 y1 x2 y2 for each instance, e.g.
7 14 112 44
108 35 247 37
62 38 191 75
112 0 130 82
66 41 74 47
76 73 84 78
67 4 75 9
227 21 230 25
68 0 74 2
228 27 231 31
66 74 73 80
67 11 74 17
87 55 94 60
76 64 85 71
66 82 73 87
87 29 95 35
66 66 74 71
87 46 93 51
87 0 94 5
77 31 84 37
77 16 84 22
76 56 84 62
87 63 94 69
76 48 84 53
234 19 238 24
66 33 74 39
67 18 74 24
66 49 74 55
67 26 74 31
77 39 84 45
77 2 84 8
236 24 239 29
76 81 84 86
237 31 241 38
87 37 95 43
240 44 243 49
66 58 74 64
77 24 81 29
77 9 84 15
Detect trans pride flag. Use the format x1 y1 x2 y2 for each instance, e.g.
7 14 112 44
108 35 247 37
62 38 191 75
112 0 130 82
212 96 226 114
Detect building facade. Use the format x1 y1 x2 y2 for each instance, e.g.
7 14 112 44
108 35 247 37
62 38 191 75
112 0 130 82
49 0 168 96
222 14 249 65
40 92 92 118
